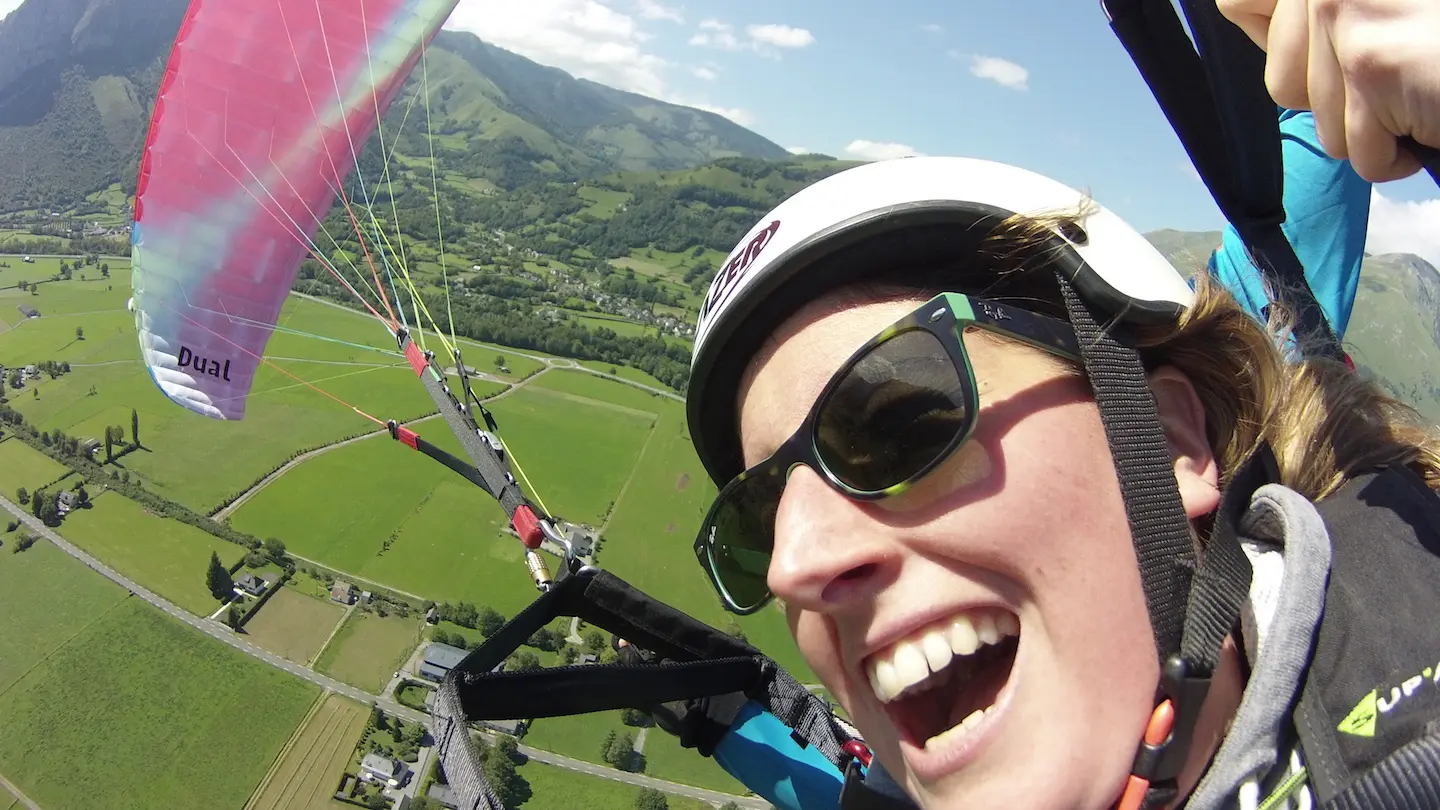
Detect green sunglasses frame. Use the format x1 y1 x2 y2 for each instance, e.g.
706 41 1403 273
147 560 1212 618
694 291 1084 614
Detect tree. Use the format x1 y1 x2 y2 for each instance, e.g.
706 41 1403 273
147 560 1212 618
604 731 636 769
719 803 741 810
100 263 109 277
484 737 529 807
30 488 45 519
74 485 88 506
620 707 651 727
390 717 404 742
104 428 114 462
244 550 266 568
364 792 388 810
205 551 234 600
263 536 287 561
583 629 606 654
600 730 616 763
476 605 505 636
130 408 139 447
559 645 579 664
508 650 541 671
494 354 505 368
431 629 451 646
370 704 385 730
226 603 243 627
38 494 59 525
75 326 83 340
16 487 27 506
635 788 668 810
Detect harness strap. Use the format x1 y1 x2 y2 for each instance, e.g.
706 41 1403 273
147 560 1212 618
431 564 864 810
1322 733 1440 810
1103 0 1343 362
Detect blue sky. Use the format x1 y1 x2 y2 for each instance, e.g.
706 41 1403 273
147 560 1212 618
3 0 1437 256
440 0 1440 258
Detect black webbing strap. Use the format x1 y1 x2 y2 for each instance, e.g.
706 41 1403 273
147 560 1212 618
1322 733 1440 810
1057 274 1251 804
432 683 506 810
1057 275 1197 661
430 565 861 796
1103 0 1343 361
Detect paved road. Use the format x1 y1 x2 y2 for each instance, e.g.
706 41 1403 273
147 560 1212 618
0 770 40 810
0 494 765 808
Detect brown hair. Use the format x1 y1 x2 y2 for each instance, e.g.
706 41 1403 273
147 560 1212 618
841 205 1440 499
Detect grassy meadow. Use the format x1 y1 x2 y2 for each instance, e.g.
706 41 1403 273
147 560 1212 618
243 587 349 665
58 490 247 614
0 593 318 810
314 610 421 693
244 693 369 810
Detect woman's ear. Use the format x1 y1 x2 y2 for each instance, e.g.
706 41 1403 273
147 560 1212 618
1148 365 1221 519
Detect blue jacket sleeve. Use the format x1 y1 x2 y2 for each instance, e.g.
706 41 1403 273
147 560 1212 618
1207 109 1372 339
710 701 847 810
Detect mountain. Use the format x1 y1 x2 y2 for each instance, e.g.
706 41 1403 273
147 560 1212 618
1142 231 1440 424
0 0 787 211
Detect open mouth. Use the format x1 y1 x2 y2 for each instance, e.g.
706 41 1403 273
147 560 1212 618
865 609 1020 751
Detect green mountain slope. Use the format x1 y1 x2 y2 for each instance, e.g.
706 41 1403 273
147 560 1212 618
0 0 788 210
1142 231 1440 425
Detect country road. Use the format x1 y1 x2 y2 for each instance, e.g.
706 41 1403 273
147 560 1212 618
0 494 767 809
0 771 40 810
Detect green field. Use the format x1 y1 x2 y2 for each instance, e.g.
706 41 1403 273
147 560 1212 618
0 539 129 694
515 759 717 810
529 371 813 680
59 491 247 615
245 693 368 810
315 610 420 693
244 587 348 665
0 438 71 496
576 361 675 392
230 381 657 612
0 598 319 810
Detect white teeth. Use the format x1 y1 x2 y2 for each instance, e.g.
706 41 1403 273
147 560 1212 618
866 609 1021 704
891 640 930 696
923 706 990 750
948 616 979 656
996 612 1020 638
874 657 902 703
921 631 953 673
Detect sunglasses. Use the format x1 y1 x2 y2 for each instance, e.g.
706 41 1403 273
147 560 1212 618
694 292 1083 614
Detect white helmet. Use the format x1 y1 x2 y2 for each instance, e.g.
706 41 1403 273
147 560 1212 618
685 155 1193 486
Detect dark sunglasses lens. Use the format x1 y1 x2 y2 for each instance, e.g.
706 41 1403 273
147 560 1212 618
815 328 970 492
702 467 784 610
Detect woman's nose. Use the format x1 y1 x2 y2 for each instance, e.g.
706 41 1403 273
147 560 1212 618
767 465 898 612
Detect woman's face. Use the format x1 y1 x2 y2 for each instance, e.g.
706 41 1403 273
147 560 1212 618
735 291 1222 810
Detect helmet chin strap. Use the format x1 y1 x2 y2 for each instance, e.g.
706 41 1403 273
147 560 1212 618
1054 272 1255 810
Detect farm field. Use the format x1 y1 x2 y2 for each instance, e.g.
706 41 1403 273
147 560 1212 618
515 759 716 810
59 491 246 615
245 693 368 810
0 539 128 694
315 610 421 693
576 360 675 392
529 370 814 681
0 437 70 496
0 597 318 810
244 587 348 664
230 382 656 611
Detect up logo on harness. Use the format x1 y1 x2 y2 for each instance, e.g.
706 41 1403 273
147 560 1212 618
1336 656 1440 738
698 219 781 330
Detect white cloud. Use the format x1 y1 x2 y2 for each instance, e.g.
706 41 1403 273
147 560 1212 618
968 55 1030 90
921 23 943 34
690 19 814 53
635 0 682 22
0 0 23 21
845 140 925 161
1368 188 1440 268
746 24 815 49
444 1 753 126
786 146 810 154
690 65 718 80
690 18 743 50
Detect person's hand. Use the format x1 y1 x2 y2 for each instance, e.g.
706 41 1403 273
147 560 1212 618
1217 0 1440 182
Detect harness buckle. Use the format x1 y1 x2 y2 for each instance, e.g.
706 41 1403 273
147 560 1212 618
1119 654 1211 810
